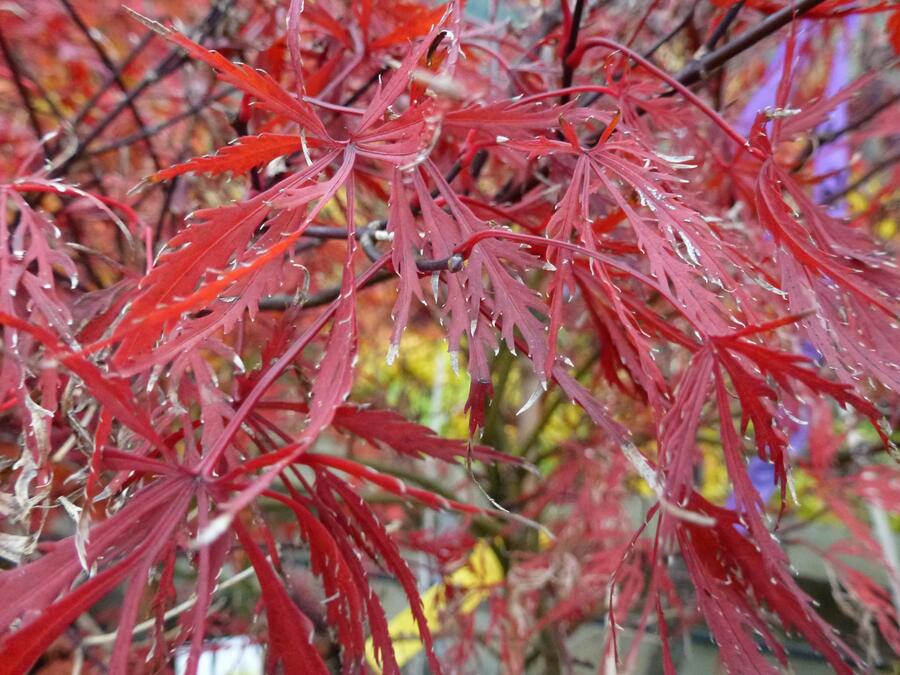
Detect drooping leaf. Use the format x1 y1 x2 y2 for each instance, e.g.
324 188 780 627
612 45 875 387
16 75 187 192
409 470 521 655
233 519 330 675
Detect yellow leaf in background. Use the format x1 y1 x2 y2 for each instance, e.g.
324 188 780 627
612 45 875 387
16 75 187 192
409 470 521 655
848 187 898 241
365 540 503 672
876 217 896 240
699 440 730 504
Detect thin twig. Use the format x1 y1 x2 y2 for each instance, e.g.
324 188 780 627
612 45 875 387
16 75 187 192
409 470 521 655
702 0 745 53
342 66 388 107
69 31 155 130
788 86 898 175
58 0 162 169
578 0 824 110
86 87 237 158
644 7 695 60
50 1 234 177
80 565 258 647
0 26 45 148
259 270 395 311
823 148 900 205
257 218 463 312
154 177 178 244
818 90 900 146
676 0 828 88
50 53 187 177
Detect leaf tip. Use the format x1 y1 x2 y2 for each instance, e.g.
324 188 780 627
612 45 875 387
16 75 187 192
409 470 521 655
122 7 171 36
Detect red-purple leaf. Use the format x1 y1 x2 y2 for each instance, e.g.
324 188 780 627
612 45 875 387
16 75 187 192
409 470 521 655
145 133 304 184
233 520 329 675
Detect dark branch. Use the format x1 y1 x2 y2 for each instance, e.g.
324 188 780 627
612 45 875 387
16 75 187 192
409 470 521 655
788 87 898 175
86 87 237 158
50 1 234 178
342 66 389 107
702 0 745 53
0 26 45 149
58 0 162 170
823 149 900 206
644 7 695 60
259 270 395 311
560 0 588 103
819 90 900 146
258 219 467 311
69 31 155 130
579 0 824 111
676 0 827 88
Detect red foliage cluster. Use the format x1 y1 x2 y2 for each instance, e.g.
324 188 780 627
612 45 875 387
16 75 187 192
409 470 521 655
0 1 897 673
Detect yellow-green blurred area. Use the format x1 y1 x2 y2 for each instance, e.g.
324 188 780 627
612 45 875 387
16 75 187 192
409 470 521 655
354 327 470 439
848 181 898 241
351 315 899 532
352 324 590 461
320 169 900 556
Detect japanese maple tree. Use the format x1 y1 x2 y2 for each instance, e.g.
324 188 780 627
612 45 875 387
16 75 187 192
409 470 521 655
0 0 898 673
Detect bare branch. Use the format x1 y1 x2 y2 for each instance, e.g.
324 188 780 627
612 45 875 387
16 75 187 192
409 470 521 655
58 0 162 170
560 0 588 103
0 26 45 149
